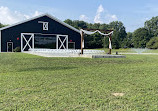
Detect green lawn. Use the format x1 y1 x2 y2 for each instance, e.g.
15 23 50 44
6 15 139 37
102 48 158 54
0 53 158 110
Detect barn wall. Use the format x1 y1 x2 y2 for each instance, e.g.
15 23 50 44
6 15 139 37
1 16 81 52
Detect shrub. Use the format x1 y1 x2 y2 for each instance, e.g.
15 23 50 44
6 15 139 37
146 37 158 49
13 47 21 52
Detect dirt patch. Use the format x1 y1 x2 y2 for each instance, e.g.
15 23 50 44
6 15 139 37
112 93 125 97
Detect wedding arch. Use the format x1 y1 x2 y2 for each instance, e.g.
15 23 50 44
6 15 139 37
80 29 113 54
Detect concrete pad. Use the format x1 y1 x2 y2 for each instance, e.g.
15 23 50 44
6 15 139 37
24 51 126 58
92 55 126 58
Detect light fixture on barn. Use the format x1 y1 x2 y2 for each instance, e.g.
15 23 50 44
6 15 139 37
80 29 113 54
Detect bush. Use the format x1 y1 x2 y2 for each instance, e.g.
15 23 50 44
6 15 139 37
146 37 158 49
13 47 21 52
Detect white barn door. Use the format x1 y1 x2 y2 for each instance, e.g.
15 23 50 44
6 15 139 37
56 35 68 49
21 33 34 52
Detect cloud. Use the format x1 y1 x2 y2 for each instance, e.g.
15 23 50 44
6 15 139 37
0 6 42 25
94 5 104 23
94 4 118 24
79 14 89 22
33 11 42 17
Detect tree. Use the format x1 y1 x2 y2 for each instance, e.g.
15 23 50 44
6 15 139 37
64 20 87 29
109 21 127 49
144 16 158 37
146 37 158 49
0 23 5 28
122 32 134 48
84 33 104 49
132 28 150 48
64 19 73 26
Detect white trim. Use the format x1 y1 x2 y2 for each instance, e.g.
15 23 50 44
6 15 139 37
32 34 34 49
21 33 23 52
67 35 68 49
56 36 58 49
7 42 13 52
0 13 80 33
38 21 49 30
21 33 34 52
57 35 68 49
0 30 1 52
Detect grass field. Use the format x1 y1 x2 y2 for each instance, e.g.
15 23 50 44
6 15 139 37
103 48 158 54
0 53 158 110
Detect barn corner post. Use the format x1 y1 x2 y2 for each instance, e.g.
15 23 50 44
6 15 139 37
81 30 84 54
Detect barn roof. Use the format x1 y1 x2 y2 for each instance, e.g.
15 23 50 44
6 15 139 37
0 13 80 33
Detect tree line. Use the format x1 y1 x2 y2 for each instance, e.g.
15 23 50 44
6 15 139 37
1 17 158 49
65 17 158 49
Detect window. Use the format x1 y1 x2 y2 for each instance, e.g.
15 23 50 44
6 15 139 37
38 21 49 30
34 35 56 49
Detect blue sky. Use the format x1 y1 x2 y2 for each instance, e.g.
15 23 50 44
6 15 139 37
0 0 158 32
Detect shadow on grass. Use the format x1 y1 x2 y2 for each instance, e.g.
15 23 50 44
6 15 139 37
19 66 77 72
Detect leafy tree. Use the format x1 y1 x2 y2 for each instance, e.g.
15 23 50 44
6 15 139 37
99 24 109 30
64 19 73 26
109 21 127 49
133 28 150 48
146 37 158 49
0 23 5 28
144 16 158 37
84 33 104 49
64 20 87 29
122 32 134 48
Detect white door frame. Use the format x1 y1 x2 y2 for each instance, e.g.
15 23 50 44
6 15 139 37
56 35 68 49
7 42 13 52
21 33 34 52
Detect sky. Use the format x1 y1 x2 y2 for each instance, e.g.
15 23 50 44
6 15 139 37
0 0 158 32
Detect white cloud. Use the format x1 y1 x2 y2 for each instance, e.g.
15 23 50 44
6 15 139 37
33 11 42 17
94 4 118 24
79 14 89 22
0 6 42 25
94 5 104 23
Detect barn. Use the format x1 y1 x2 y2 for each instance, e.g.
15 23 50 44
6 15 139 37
0 13 81 52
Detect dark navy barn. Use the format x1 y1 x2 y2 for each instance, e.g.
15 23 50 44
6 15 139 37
0 14 81 52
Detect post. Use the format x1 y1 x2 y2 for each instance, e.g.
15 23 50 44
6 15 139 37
108 34 112 54
81 31 84 54
104 36 105 49
0 30 1 52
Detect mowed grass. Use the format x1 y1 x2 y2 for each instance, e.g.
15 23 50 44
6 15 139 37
0 53 158 111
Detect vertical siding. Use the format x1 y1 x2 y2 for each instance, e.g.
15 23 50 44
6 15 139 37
1 15 81 52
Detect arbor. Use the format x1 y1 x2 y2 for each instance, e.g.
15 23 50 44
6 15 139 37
132 28 150 48
64 19 127 49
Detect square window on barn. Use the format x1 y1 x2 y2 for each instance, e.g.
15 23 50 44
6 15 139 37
38 21 49 30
